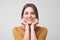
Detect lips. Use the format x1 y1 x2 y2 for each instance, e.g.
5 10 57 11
27 18 33 21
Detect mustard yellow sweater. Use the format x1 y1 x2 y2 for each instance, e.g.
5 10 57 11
13 26 48 40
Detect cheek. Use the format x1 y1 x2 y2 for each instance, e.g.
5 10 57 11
32 15 36 18
23 15 27 19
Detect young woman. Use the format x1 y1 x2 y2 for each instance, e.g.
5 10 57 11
13 3 48 40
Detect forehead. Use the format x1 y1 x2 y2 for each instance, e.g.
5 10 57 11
24 7 34 12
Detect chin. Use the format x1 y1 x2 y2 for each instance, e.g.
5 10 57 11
28 22 32 24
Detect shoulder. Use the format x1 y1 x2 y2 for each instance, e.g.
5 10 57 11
13 26 24 32
36 26 48 33
41 26 48 31
13 26 25 37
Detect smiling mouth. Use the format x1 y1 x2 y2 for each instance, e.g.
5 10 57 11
28 20 32 22
28 18 33 21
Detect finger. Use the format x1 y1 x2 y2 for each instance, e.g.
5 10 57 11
36 19 39 23
34 18 39 24
21 18 27 25
36 19 39 22
33 18 37 22
32 18 36 22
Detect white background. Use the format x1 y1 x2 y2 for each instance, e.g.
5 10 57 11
0 0 60 40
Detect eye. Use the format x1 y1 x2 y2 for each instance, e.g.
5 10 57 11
31 12 35 15
25 12 28 15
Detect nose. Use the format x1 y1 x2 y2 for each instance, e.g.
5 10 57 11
28 13 32 18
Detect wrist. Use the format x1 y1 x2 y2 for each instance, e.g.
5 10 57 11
25 25 29 30
31 25 34 30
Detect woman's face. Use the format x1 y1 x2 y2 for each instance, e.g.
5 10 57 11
23 7 36 24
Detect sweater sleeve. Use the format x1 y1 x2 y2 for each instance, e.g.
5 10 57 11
37 27 48 40
13 27 23 40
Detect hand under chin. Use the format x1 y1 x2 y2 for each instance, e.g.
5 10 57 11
27 22 32 24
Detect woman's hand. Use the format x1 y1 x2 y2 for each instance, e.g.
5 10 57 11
21 18 30 40
21 18 28 26
31 18 39 30
31 18 39 27
21 18 30 30
31 18 38 40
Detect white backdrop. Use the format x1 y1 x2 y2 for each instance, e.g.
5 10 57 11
0 0 60 40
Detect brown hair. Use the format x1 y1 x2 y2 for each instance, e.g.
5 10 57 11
21 3 39 20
